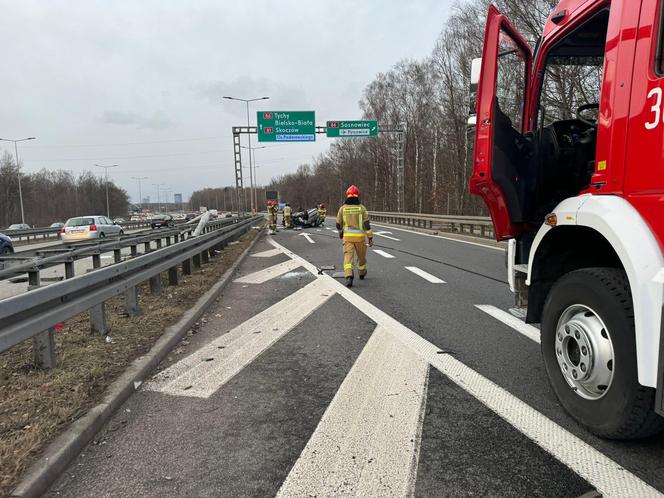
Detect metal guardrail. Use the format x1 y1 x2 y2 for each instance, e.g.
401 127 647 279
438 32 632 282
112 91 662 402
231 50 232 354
369 211 494 239
0 218 233 280
0 215 261 369
3 221 153 243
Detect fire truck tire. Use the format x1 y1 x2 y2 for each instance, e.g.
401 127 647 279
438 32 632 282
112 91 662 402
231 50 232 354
541 267 664 439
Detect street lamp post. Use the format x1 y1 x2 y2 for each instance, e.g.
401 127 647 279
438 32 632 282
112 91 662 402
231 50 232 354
223 95 269 214
152 183 165 213
0 137 36 225
242 145 266 210
131 176 148 211
95 164 118 218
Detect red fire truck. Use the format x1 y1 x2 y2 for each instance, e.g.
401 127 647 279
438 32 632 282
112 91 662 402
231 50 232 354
470 0 664 438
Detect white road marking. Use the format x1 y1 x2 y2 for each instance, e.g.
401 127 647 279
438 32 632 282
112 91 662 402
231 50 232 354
267 238 660 498
233 259 301 284
373 249 395 259
278 326 427 497
372 222 505 252
476 305 540 343
250 248 282 258
325 227 333 231
144 278 335 398
300 233 315 244
374 230 401 241
404 266 445 283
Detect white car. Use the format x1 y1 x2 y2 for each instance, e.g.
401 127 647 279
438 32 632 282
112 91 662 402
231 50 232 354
61 216 123 242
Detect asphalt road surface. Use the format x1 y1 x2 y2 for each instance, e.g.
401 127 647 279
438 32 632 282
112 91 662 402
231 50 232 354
47 218 664 497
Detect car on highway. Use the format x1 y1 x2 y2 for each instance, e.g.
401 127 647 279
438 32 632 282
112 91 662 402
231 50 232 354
150 214 175 229
0 233 13 254
7 223 31 230
113 217 126 224
60 216 123 242
49 222 65 228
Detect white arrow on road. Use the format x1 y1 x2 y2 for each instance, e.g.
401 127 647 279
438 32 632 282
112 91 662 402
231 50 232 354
374 231 400 241
300 233 315 244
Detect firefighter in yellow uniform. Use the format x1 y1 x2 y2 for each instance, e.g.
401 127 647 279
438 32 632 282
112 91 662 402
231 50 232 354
318 203 327 224
336 185 373 287
283 203 292 228
266 201 277 234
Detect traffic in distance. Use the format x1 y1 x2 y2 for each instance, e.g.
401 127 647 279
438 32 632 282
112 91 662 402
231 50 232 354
2 0 664 497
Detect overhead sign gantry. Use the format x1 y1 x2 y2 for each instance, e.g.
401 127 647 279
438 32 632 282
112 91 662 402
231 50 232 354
231 115 404 215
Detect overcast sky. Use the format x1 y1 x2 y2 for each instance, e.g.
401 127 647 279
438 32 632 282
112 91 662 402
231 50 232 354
1 0 454 203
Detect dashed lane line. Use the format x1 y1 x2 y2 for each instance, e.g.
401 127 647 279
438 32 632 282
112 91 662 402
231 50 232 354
372 222 505 252
373 249 395 259
144 278 336 398
374 230 401 241
475 305 540 343
301 233 315 244
233 259 301 284
404 266 446 284
278 325 428 497
267 238 661 498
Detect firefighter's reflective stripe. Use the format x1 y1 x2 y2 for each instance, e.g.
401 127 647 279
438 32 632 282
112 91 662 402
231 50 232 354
344 263 353 270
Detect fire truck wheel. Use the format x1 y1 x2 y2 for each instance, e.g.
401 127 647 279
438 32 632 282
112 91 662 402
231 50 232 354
541 267 664 439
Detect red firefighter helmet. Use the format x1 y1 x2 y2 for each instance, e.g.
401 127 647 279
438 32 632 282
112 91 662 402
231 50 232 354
346 185 360 198
320 203 325 208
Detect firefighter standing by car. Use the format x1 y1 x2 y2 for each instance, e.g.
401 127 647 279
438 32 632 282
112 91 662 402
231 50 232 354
318 203 327 224
266 201 277 234
336 185 373 287
283 203 292 229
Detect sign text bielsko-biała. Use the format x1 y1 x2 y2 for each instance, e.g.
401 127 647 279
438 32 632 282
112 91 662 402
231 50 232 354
257 111 316 142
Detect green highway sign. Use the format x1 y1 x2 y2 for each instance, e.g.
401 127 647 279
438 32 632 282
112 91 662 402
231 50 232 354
257 111 316 142
326 120 378 138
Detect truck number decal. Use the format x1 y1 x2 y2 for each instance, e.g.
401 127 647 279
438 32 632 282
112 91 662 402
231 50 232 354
645 87 662 130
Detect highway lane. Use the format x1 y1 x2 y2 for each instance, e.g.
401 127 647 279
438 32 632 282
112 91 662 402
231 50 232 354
46 220 664 497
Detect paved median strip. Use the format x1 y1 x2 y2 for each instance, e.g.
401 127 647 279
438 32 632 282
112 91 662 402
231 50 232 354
233 259 301 284
250 248 282 258
278 325 428 497
404 266 445 283
143 278 336 398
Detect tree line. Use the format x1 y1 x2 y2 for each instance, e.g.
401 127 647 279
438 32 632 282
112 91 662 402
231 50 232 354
0 152 129 228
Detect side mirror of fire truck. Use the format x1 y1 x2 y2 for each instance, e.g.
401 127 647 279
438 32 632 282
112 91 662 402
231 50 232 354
468 57 482 127
470 57 482 86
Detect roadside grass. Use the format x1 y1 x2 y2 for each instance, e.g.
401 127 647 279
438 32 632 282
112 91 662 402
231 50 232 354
0 229 258 496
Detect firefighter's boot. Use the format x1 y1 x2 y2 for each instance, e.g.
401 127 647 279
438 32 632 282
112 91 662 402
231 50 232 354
346 276 353 288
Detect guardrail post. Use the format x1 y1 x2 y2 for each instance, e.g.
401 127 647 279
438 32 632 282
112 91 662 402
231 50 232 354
131 245 137 257
28 271 57 369
182 258 192 275
168 266 179 285
124 286 141 316
114 249 122 263
201 249 209 264
156 238 162 249
144 241 151 253
64 260 75 279
150 274 162 295
90 303 107 335
92 253 101 269
193 253 201 268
